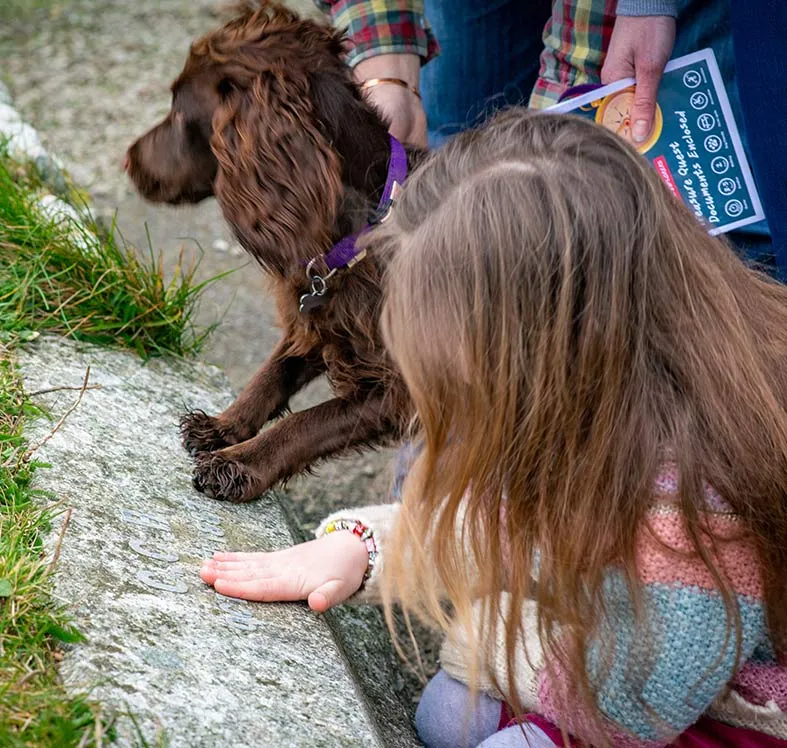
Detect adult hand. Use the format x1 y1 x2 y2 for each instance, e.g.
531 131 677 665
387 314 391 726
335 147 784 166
354 53 427 148
601 15 676 143
200 530 369 613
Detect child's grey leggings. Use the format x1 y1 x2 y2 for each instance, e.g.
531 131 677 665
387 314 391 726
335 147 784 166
415 669 555 747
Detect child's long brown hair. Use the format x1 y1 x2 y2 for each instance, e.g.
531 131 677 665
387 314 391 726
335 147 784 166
375 109 787 741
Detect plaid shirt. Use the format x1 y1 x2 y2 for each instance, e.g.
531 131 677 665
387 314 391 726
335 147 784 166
529 0 617 109
314 0 439 67
316 0 617 108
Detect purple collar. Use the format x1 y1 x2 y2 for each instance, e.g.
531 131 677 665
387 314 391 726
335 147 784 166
300 135 408 314
323 134 408 272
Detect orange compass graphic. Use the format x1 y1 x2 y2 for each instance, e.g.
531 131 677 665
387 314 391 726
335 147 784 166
595 86 664 154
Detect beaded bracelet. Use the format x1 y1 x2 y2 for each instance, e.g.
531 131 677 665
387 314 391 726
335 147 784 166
323 519 379 587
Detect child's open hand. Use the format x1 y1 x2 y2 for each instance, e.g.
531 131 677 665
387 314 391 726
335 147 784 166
200 531 369 613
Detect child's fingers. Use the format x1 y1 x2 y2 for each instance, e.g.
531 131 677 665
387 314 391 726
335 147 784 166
202 557 278 574
206 568 262 583
200 563 257 585
212 551 266 562
202 561 255 572
199 564 218 584
211 559 272 570
199 558 289 590
213 574 302 602
307 579 348 613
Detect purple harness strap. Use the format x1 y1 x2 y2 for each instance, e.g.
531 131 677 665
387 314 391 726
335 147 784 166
299 134 408 313
322 134 408 272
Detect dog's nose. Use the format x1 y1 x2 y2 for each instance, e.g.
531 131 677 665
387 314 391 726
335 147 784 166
122 153 130 172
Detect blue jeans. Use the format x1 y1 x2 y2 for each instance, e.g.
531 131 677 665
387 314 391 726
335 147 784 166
416 670 554 748
420 0 782 275
728 0 787 272
421 0 552 147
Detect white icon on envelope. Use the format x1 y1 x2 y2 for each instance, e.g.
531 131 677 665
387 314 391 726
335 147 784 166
704 134 723 153
690 92 709 110
718 178 737 196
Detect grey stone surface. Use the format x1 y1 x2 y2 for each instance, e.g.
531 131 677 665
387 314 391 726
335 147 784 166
2 0 440 717
19 335 419 747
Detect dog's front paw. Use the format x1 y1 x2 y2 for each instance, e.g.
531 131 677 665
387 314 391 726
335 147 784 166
180 410 242 455
191 452 265 503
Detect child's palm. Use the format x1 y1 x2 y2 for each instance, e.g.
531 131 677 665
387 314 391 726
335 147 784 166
200 531 369 612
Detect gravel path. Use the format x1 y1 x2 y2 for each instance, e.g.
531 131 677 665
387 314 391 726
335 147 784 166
0 0 399 529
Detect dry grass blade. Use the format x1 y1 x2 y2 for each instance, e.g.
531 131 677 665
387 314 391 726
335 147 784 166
26 366 91 456
76 727 90 748
48 507 73 572
28 383 103 397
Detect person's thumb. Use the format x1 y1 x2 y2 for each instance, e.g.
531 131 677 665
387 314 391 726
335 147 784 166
307 578 349 613
630 60 663 143
600 54 633 85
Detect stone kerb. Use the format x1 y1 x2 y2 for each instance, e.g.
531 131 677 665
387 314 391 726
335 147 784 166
19 335 416 747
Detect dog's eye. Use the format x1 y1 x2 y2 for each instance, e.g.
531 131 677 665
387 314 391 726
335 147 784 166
217 79 234 98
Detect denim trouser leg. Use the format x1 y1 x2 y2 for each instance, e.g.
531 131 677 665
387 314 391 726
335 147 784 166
421 0 552 148
415 669 555 748
729 0 787 273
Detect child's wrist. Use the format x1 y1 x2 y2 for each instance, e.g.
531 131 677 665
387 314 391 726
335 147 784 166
323 519 379 588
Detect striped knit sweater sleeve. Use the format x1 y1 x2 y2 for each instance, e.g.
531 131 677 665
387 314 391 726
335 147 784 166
441 464 787 744
537 481 767 744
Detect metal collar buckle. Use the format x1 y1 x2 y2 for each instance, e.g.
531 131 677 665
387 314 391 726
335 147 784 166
370 181 402 226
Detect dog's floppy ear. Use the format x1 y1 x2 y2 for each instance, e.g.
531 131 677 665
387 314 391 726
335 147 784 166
211 67 342 272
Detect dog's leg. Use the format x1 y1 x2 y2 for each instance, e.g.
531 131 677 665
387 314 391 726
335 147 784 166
191 394 393 502
181 338 324 455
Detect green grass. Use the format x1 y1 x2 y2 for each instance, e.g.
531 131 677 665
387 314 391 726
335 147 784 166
0 0 57 24
0 149 212 359
0 354 114 746
0 142 214 745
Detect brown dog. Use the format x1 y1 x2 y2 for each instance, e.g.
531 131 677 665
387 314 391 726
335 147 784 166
125 2 422 502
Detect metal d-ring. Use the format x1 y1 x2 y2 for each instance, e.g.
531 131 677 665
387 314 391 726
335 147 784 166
305 257 336 294
305 257 323 280
310 274 327 297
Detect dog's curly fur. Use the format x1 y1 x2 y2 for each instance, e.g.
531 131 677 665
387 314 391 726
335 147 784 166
126 2 422 502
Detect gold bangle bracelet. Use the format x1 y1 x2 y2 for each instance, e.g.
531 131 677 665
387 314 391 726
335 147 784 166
360 77 422 101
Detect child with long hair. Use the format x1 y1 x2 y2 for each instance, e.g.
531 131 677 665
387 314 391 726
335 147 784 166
200 110 787 747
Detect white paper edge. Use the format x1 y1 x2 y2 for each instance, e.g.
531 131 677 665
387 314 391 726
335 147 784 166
699 49 765 233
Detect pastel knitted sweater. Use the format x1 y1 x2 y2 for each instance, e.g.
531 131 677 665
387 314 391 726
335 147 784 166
316 464 787 745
